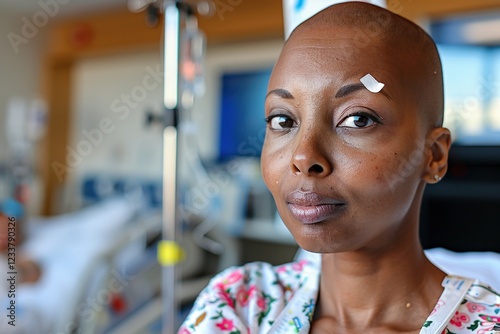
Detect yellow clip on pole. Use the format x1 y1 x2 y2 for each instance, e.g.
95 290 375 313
158 240 185 267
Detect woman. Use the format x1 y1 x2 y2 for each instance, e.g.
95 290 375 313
179 3 500 333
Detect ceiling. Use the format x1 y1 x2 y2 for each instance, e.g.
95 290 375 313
0 0 129 18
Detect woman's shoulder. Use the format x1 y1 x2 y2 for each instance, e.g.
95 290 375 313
198 258 318 304
179 259 319 334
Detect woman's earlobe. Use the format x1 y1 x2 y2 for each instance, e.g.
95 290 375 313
425 127 451 184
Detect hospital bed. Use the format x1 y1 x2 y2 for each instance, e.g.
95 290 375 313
9 195 156 334
1 175 214 334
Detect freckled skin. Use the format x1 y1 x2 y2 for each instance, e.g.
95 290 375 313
260 3 451 332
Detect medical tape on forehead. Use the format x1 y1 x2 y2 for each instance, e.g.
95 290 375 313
360 73 385 93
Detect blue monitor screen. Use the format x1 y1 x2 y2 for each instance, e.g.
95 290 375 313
218 68 273 161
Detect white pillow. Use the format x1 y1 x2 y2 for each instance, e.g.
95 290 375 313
425 248 500 292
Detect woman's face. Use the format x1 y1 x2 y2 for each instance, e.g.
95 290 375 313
261 27 428 253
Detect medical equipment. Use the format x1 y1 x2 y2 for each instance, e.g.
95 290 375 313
5 97 47 208
129 1 215 332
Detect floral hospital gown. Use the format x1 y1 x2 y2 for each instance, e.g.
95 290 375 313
179 259 500 334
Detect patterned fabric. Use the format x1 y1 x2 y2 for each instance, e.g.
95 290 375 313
179 260 500 334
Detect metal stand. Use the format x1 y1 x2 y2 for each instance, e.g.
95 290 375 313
130 0 213 331
161 3 182 333
160 1 213 333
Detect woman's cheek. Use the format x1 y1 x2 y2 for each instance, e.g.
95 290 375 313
342 153 403 198
262 135 291 182
262 154 287 192
261 146 282 191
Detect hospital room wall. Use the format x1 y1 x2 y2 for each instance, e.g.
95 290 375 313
62 39 283 211
64 11 285 172
0 12 47 155
0 10 47 207
65 51 165 210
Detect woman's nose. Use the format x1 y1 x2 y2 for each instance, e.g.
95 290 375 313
290 133 333 177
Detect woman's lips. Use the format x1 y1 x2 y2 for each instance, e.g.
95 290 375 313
286 191 346 224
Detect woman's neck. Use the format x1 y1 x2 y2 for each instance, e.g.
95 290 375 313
316 238 446 332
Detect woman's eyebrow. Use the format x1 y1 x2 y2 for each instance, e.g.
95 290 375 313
335 83 392 100
267 85 392 100
335 83 366 98
266 88 294 99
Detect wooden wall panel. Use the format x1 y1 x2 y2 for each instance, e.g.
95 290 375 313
198 0 284 43
40 59 73 215
393 0 500 21
46 10 163 59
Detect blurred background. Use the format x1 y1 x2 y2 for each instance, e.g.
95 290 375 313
0 0 499 333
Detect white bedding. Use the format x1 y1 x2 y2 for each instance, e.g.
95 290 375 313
0 197 141 334
425 247 500 292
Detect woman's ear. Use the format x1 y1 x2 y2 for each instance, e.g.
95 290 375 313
424 127 451 184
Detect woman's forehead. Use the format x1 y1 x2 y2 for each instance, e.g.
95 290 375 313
270 34 399 93
281 25 391 66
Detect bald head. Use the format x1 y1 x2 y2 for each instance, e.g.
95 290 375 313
286 2 444 129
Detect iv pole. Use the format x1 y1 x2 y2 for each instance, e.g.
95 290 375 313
129 1 213 331
158 1 213 333
161 2 182 332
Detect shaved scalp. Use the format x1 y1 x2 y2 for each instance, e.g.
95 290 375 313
288 2 444 129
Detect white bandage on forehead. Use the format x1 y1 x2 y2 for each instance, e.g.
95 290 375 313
360 73 385 93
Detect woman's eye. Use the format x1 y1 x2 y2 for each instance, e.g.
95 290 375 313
338 114 377 128
266 115 295 130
